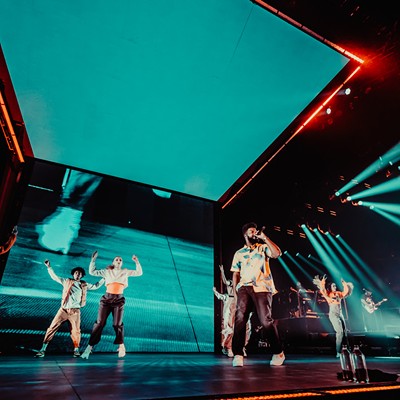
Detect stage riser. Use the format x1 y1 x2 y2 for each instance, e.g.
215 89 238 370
247 318 400 356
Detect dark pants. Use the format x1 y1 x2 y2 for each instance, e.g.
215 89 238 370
232 286 282 355
88 293 125 346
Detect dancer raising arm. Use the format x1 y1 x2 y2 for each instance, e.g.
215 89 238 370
81 250 143 359
313 274 353 357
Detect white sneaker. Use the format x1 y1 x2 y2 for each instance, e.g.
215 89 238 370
243 347 247 357
80 346 92 359
118 344 126 358
232 355 244 367
34 351 45 358
270 352 285 366
227 349 234 358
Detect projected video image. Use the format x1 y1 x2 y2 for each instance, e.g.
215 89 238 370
0 160 215 354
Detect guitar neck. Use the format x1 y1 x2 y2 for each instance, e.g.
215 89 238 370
375 299 387 307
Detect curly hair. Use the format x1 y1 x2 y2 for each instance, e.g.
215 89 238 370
71 267 86 277
242 222 257 236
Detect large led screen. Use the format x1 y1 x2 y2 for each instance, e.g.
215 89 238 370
0 160 215 354
0 0 349 200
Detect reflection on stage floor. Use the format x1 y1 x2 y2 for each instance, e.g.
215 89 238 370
1 352 399 400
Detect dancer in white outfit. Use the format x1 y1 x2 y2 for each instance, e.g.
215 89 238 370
81 250 143 359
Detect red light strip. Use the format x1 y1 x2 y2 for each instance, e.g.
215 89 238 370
0 90 25 164
222 66 361 209
252 0 364 64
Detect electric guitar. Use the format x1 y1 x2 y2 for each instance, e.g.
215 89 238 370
362 298 388 314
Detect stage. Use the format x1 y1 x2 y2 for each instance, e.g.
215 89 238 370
1 352 399 400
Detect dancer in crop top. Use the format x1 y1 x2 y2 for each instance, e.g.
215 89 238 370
81 250 143 359
313 274 353 357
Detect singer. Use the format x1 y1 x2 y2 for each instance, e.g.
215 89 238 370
230 222 285 367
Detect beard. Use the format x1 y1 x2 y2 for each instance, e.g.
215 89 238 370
248 235 259 245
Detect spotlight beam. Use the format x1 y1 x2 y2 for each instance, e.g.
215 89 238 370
301 226 340 282
336 141 400 196
297 253 325 275
326 234 360 285
313 229 343 282
348 176 400 201
277 257 298 284
335 235 387 298
360 201 400 215
285 252 313 281
371 207 400 227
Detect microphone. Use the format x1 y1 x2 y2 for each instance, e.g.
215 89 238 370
255 226 266 241
256 226 265 235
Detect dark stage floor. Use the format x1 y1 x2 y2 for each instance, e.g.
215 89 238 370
1 352 400 400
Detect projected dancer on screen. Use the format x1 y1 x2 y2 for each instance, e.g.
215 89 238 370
81 250 143 359
35 259 104 358
213 264 251 357
313 274 353 357
36 169 102 255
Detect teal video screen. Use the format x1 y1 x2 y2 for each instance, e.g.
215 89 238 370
0 0 349 200
0 159 215 354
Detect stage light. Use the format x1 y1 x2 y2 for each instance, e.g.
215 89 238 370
335 141 400 197
345 176 400 201
344 87 351 95
326 107 332 115
359 200 400 214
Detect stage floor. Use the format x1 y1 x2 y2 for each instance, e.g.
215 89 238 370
1 352 399 400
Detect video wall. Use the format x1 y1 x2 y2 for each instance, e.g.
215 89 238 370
0 159 215 354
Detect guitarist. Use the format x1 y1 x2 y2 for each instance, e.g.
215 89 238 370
361 289 387 332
